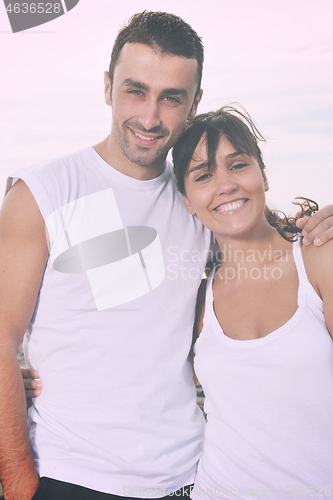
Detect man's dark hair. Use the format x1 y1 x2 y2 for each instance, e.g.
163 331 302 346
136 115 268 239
108 11 204 98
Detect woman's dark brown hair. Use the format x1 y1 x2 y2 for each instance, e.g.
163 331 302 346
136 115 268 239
172 105 318 241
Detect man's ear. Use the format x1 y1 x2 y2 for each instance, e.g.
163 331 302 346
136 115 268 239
182 194 196 215
263 171 269 192
104 71 112 107
188 89 203 121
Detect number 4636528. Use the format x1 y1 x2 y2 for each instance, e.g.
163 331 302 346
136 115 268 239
6 3 61 14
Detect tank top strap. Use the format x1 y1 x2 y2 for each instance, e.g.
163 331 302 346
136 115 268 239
292 236 313 307
202 269 217 329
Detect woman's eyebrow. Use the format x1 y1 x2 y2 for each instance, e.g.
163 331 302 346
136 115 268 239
187 163 209 175
225 151 245 159
187 152 246 175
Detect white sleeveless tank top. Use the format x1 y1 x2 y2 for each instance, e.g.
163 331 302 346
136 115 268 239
192 239 333 500
7 149 213 496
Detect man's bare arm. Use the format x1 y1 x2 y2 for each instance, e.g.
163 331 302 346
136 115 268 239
0 180 48 500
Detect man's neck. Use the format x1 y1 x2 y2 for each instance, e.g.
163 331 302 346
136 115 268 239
92 136 166 181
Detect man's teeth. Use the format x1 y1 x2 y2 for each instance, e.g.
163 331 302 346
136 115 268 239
133 131 156 141
216 200 246 212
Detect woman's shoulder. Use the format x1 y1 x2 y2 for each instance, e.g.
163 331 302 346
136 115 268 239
301 238 333 264
301 239 333 298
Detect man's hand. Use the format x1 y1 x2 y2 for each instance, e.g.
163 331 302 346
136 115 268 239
296 204 333 246
21 368 42 399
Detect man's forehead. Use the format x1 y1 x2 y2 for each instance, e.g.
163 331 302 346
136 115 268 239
114 42 199 87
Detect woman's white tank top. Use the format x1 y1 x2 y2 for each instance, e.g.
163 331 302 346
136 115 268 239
192 239 333 500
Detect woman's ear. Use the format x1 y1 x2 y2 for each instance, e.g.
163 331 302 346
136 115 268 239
263 172 269 192
182 194 196 215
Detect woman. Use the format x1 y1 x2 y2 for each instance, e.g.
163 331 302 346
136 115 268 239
172 107 333 499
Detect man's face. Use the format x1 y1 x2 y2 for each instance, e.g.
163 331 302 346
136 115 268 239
105 43 202 175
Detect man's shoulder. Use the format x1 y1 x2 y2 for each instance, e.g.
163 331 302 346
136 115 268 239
28 147 94 176
167 159 184 196
5 147 96 221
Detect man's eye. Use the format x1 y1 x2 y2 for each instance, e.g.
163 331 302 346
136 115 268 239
164 96 181 104
128 90 143 96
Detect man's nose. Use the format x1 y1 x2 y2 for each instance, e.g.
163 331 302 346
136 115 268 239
140 100 162 131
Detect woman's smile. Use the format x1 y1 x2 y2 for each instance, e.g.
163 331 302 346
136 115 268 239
213 198 248 214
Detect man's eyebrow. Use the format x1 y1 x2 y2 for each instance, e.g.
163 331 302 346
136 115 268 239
160 88 188 97
122 79 149 92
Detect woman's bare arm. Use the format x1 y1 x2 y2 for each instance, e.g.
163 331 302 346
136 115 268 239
302 240 333 338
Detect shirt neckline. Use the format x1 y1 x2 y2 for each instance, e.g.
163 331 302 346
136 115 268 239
206 239 306 348
85 147 171 190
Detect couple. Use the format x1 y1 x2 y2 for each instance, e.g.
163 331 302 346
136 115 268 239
0 10 332 500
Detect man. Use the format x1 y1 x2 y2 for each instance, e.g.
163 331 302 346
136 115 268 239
0 10 331 500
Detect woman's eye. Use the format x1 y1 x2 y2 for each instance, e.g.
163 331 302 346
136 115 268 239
231 163 247 170
195 173 211 182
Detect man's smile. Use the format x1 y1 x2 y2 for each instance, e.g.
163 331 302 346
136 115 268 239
129 128 166 143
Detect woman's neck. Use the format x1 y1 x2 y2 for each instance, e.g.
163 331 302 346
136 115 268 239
214 224 292 269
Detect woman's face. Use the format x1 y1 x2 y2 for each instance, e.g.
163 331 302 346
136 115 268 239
183 134 269 239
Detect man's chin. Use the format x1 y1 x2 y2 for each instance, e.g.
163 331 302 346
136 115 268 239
125 149 167 168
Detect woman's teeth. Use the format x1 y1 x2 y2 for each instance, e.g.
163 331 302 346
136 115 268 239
215 199 246 212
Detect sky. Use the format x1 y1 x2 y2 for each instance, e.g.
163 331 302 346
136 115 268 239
0 0 332 213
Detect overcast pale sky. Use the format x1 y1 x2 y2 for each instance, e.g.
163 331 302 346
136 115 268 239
1 0 332 212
